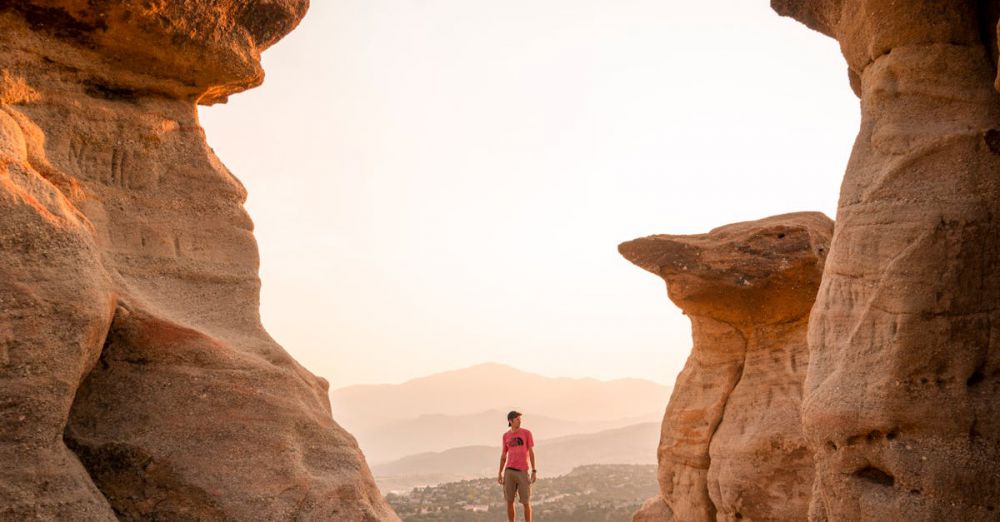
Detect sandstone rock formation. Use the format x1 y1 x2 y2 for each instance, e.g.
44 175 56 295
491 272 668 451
0 2 397 520
773 2 1000 519
619 212 833 522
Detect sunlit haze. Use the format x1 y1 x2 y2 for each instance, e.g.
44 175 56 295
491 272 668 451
198 0 858 388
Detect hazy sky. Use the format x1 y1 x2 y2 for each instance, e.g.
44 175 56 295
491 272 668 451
199 0 859 388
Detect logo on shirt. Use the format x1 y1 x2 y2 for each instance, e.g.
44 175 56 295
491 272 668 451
508 437 525 448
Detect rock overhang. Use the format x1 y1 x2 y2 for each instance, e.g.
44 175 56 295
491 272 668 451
771 0 997 97
619 212 833 324
0 0 309 104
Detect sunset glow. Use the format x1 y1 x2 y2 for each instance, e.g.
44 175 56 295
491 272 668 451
200 0 859 388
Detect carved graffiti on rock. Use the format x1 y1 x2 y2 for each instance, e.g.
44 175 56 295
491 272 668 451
64 135 161 190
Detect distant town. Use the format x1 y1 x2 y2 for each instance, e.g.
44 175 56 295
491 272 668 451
385 464 657 522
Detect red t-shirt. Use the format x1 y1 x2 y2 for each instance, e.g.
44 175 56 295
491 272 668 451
502 428 534 471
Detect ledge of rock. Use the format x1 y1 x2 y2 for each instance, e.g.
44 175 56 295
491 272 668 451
774 2 1000 519
620 212 832 522
771 0 993 96
0 2 398 520
0 0 308 104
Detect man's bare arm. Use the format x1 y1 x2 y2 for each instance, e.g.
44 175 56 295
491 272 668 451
498 450 507 484
528 448 536 482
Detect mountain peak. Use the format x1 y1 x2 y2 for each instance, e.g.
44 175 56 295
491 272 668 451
398 362 532 386
441 362 523 375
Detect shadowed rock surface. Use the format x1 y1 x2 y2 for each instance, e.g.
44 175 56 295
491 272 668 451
0 1 397 520
620 212 833 522
774 1 1000 520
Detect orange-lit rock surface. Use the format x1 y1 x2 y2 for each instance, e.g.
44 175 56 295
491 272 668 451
0 2 397 520
774 2 1000 519
620 212 832 521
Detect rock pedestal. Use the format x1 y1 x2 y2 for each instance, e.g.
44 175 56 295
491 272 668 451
620 212 833 521
774 2 1000 519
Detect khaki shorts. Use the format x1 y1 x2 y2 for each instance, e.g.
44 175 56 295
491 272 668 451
503 468 531 503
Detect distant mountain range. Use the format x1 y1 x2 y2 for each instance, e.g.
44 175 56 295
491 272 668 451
373 422 660 493
354 409 658 464
329 363 670 465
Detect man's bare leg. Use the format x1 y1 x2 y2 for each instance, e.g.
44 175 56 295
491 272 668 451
506 501 515 522
523 502 531 522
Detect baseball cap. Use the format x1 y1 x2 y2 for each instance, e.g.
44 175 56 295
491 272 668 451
507 410 522 426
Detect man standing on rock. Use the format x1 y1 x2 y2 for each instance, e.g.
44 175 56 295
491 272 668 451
498 410 536 522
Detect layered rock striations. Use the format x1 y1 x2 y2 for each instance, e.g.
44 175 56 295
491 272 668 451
773 1 1000 519
619 212 833 522
0 2 397 520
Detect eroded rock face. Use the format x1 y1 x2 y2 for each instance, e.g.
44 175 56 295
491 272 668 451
0 2 397 520
773 2 1000 520
620 212 833 522
633 496 673 522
